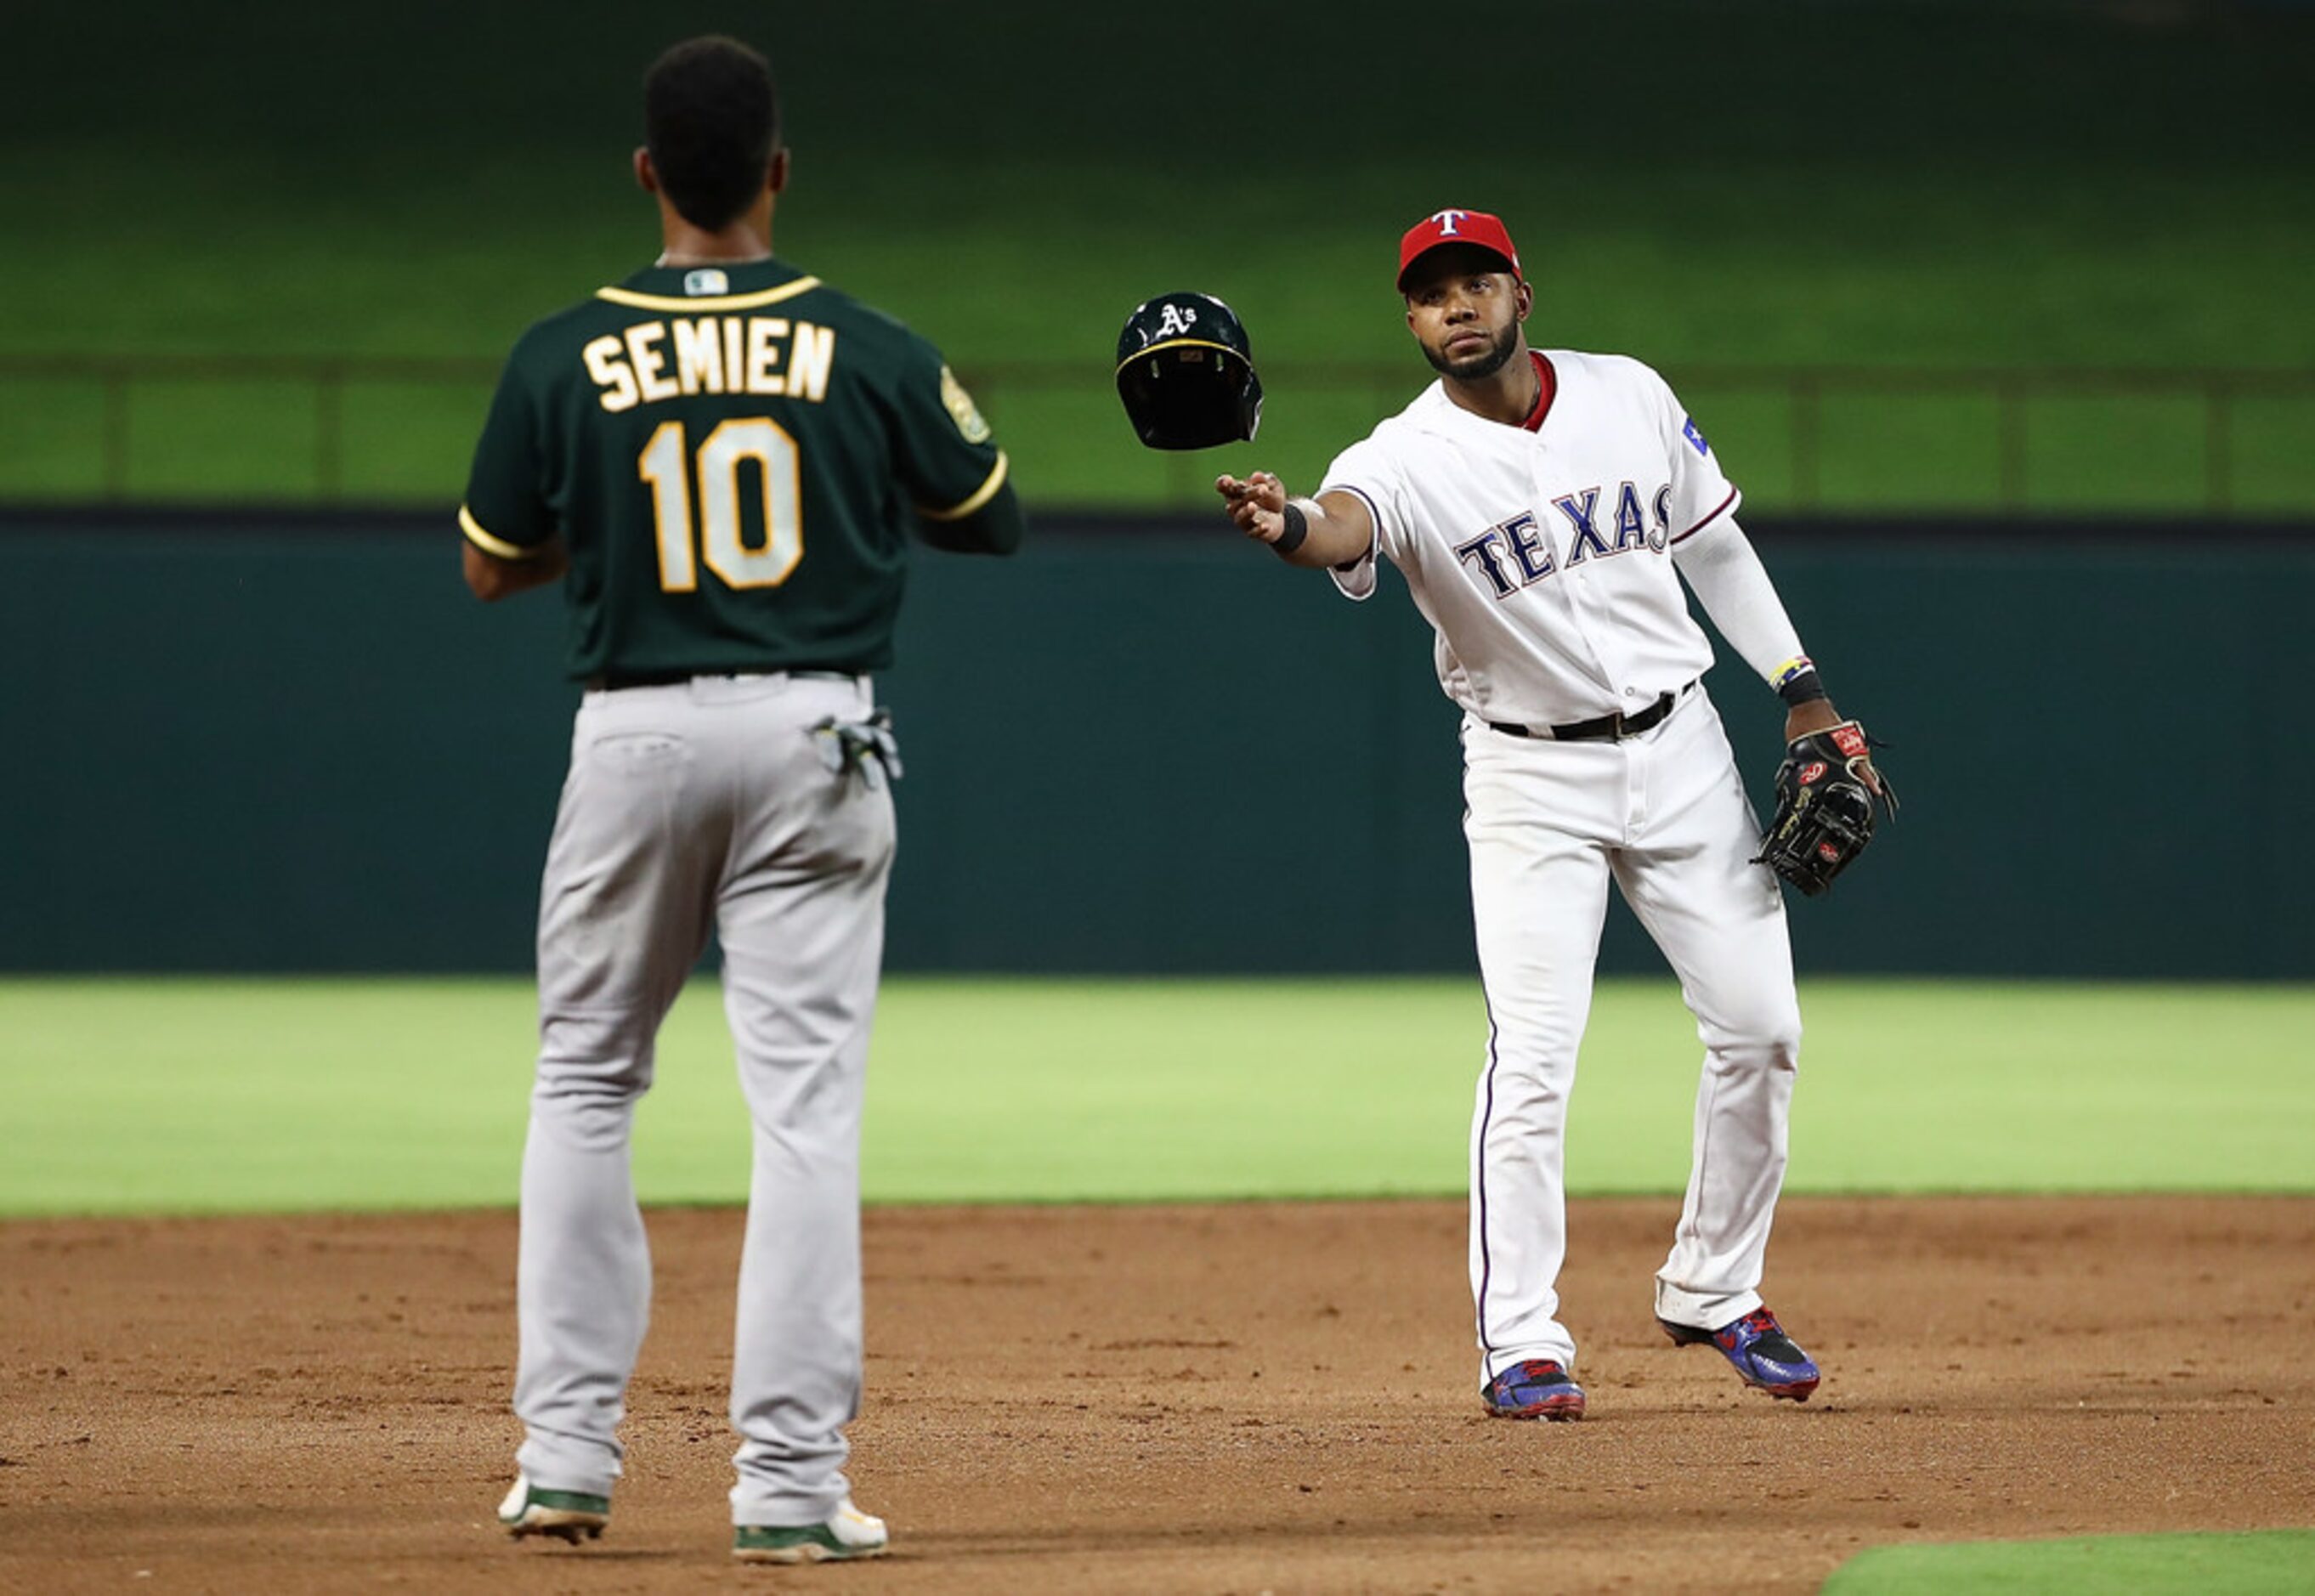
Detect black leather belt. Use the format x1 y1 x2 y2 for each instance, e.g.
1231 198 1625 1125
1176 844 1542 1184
1489 683 1691 743
586 668 856 691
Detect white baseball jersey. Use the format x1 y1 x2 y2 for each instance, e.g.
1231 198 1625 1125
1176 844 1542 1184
1322 350 1739 730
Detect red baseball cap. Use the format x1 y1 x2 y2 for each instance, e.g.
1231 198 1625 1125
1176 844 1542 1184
1396 209 1522 292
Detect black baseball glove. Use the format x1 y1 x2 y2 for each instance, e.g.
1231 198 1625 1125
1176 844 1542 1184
1754 721 1897 897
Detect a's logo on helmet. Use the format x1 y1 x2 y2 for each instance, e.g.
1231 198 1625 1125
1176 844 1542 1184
1431 209 1469 235
1155 302 1200 339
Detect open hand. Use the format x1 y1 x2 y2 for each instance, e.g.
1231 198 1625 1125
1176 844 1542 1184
1215 471 1289 544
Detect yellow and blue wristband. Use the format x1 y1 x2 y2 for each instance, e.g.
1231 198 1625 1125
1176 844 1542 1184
1773 654 1827 706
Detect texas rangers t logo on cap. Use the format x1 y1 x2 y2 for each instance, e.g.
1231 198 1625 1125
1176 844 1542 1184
1397 208 1524 291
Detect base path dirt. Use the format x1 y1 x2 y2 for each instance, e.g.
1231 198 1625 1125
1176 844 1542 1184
3 1197 2312 1593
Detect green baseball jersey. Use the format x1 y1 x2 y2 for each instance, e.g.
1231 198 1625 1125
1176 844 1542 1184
461 258 1011 679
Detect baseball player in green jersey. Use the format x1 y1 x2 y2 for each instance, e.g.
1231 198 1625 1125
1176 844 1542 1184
462 37 1022 1564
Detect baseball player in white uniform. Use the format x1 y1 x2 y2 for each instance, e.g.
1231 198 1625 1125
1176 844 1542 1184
1219 209 1871 1419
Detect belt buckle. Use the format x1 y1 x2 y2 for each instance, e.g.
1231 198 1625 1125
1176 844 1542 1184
1604 708 1628 741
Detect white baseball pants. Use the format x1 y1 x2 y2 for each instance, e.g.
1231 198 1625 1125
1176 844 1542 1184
1461 686 1801 1383
512 672 894 1526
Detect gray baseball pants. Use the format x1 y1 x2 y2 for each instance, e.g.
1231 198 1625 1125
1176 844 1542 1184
511 671 895 1527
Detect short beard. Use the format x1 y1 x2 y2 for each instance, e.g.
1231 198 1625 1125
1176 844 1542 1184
1424 321 1520 382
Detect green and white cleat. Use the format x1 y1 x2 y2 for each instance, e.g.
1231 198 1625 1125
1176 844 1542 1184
732 1497 889 1564
497 1475 609 1543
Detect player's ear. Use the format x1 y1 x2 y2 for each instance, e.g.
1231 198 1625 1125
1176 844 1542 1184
633 147 659 195
767 146 790 197
1514 278 1534 322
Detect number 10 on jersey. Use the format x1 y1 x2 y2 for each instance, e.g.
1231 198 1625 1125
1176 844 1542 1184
637 417 805 591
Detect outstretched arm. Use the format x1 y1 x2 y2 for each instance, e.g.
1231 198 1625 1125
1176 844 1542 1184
1214 472 1373 569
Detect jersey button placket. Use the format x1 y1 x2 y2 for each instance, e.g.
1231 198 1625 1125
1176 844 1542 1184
1531 446 1619 705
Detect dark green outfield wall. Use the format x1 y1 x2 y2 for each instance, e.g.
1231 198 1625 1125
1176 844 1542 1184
3 514 2309 977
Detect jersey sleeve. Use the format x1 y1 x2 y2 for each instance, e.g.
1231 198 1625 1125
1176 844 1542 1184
459 348 558 560
1671 514 1808 688
1656 372 1742 547
1317 434 1406 603
889 336 1010 527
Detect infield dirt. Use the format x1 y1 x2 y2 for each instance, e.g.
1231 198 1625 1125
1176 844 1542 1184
4 1196 2311 1593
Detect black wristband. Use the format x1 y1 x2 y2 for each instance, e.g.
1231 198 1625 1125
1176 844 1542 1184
1777 669 1829 707
1275 501 1309 555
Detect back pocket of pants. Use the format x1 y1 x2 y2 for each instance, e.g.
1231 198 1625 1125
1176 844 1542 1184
586 731 692 775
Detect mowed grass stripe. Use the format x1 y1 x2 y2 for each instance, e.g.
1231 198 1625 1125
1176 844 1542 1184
4 155 2313 512
1821 1530 2315 1594
3 977 2309 1216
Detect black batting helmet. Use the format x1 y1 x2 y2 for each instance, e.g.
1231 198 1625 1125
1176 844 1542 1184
1113 291 1263 450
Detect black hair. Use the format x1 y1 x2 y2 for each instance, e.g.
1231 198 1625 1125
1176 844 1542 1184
643 37 779 232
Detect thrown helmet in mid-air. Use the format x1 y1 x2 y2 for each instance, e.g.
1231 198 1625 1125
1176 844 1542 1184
1113 291 1263 450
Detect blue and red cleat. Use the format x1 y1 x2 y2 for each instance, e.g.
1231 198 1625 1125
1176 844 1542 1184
1480 1359 1587 1421
1660 1305 1820 1401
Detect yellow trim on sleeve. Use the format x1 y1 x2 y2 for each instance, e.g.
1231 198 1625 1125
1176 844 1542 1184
918 451 1010 522
594 275 824 313
460 505 547 561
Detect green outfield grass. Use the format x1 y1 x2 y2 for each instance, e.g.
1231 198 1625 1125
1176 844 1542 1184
4 976 2309 1217
4 154 2310 514
1822 1531 2315 1593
